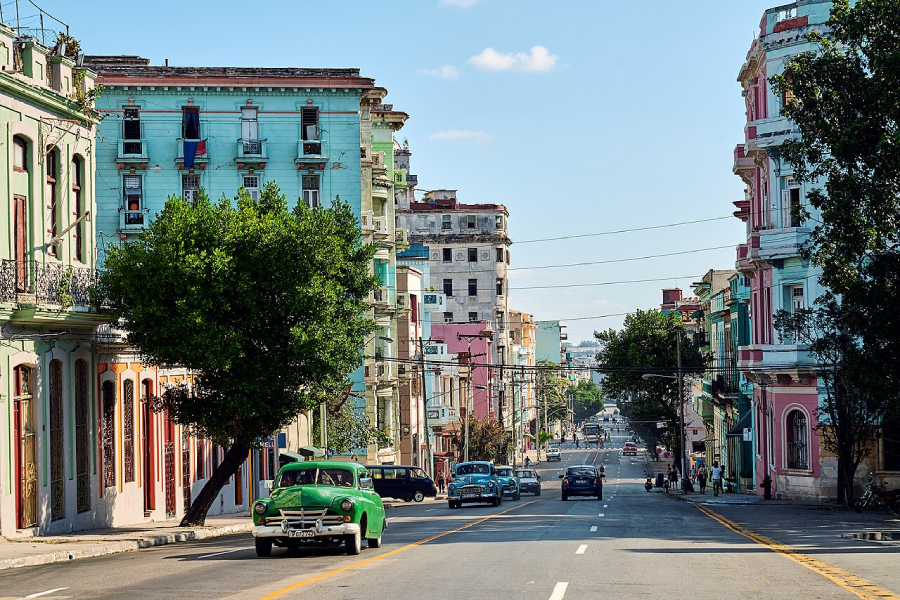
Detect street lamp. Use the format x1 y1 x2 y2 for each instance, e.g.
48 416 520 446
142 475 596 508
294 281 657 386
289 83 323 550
457 324 494 462
642 329 689 492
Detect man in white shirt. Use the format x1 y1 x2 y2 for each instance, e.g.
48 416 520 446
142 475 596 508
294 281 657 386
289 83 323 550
711 462 723 496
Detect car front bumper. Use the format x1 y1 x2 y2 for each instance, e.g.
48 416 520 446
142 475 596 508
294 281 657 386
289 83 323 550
253 522 361 539
520 483 540 493
450 493 498 503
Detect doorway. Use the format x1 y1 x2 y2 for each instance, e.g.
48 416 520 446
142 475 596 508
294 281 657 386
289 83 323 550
14 366 37 529
141 379 155 514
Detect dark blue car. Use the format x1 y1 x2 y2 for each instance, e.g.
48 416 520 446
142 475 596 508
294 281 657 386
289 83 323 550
560 465 602 501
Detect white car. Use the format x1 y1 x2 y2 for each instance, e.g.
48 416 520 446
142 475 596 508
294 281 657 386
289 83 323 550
546 446 561 461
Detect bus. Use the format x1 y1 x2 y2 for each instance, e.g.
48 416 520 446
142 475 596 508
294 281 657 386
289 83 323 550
583 423 603 448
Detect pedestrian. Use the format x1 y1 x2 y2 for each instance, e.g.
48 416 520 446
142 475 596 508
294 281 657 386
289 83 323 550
669 465 678 488
690 465 697 483
525 456 531 469
598 462 606 481
444 470 451 492
697 464 708 494
711 461 723 496
436 470 445 494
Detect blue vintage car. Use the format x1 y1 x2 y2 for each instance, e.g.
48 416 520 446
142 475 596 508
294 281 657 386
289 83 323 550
494 465 521 500
448 461 503 508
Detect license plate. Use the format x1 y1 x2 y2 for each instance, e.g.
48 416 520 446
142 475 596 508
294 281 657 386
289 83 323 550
462 494 477 499
576 479 586 484
288 530 315 538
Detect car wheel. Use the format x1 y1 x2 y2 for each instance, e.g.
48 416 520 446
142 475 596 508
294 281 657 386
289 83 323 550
413 491 425 503
255 538 273 557
514 491 521 500
345 530 362 555
448 500 458 509
562 494 568 501
368 524 384 549
536 489 541 496
404 497 413 503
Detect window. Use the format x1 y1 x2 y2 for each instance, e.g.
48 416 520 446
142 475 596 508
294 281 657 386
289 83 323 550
241 107 259 150
302 174 320 208
777 7 798 21
786 409 808 469
49 360 64 521
123 379 135 483
13 136 27 171
469 312 478 323
790 285 804 312
301 107 318 141
182 106 200 139
443 279 453 297
123 107 142 154
496 247 504 263
182 174 200 205
466 215 476 229
443 312 453 323
442 248 452 263
468 248 477 262
782 182 802 228
496 311 504 331
495 215 504 230
124 175 144 225
102 380 116 488
468 279 478 297
46 149 58 254
74 360 90 513
72 156 83 262
442 214 452 230
243 175 260 201
496 278 504 296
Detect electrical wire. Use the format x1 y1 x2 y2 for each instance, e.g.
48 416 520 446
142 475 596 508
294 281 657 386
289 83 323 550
510 275 701 290
514 215 735 245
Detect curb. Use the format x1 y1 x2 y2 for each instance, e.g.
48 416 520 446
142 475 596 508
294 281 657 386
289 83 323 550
0 522 253 571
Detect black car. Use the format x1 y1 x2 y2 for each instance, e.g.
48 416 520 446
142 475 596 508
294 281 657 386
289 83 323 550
560 465 602 501
366 465 437 502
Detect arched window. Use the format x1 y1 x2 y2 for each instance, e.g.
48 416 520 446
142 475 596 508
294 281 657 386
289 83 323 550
786 409 809 470
75 359 91 513
13 136 28 171
122 379 135 483
102 380 116 488
46 148 58 255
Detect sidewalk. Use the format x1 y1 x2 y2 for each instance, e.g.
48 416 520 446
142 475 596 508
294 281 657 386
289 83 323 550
0 513 252 571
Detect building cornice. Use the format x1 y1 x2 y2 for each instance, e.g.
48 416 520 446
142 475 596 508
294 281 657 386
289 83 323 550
0 72 97 125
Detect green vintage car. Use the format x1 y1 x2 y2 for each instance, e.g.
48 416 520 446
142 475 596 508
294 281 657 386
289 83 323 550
251 461 386 557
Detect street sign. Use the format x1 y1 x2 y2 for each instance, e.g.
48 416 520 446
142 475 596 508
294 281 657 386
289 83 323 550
663 452 671 459
655 448 662 455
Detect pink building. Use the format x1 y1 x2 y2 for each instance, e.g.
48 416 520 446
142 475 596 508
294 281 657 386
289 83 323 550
432 322 495 420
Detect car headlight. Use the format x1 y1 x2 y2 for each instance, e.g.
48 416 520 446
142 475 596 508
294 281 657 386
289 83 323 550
488 482 494 489
448 484 456 493
254 501 268 515
340 499 354 512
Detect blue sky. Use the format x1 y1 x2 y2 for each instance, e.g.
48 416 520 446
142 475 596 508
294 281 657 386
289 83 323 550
26 0 776 343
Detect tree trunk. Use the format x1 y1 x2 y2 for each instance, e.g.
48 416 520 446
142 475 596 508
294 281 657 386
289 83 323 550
180 440 249 527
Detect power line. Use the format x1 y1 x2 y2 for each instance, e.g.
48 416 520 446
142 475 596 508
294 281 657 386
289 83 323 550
514 215 735 245
510 275 701 290
508 245 736 272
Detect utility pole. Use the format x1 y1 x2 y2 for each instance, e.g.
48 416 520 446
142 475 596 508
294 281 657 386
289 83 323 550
677 328 688 492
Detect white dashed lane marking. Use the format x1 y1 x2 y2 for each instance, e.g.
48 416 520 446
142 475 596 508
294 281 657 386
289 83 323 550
590 525 598 532
550 582 569 600
598 513 605 517
576 544 587 555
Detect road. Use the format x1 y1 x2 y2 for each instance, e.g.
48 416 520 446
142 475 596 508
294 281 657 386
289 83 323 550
0 426 890 600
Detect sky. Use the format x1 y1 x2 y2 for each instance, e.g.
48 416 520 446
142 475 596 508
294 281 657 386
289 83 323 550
18 0 777 344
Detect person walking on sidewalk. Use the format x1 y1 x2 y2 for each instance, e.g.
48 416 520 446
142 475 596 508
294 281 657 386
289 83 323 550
525 456 531 469
711 461 723 496
436 470 445 494
697 464 708 494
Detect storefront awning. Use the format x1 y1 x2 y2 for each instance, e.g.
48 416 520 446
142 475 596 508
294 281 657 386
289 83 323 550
726 411 752 437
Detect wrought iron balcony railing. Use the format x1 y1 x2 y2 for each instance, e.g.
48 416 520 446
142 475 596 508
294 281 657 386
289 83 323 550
0 260 99 308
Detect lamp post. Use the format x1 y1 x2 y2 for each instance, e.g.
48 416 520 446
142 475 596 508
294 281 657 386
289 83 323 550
642 329 689 492
457 324 494 462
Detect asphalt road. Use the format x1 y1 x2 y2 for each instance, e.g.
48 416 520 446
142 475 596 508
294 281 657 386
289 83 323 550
0 428 878 600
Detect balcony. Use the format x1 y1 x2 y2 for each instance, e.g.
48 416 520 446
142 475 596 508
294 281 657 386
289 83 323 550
117 139 149 164
422 292 446 311
396 291 412 313
175 138 209 170
295 139 327 170
373 286 393 309
373 217 390 240
395 228 409 249
737 344 816 382
235 138 267 167
407 174 418 187
364 361 378 384
426 405 459 425
119 207 148 230
424 343 450 363
376 362 394 385
735 243 753 274
0 260 99 309
758 227 810 262
754 117 799 150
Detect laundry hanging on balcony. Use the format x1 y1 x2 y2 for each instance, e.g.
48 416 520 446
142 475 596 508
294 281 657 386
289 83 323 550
182 139 206 169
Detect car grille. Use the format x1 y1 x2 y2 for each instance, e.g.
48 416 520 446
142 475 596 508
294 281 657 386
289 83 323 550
265 508 344 531
460 484 485 495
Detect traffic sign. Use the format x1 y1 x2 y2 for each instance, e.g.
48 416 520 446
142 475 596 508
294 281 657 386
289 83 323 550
663 452 671 459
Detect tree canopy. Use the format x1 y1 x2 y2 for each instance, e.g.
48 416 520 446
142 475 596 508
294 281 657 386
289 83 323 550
100 184 378 524
570 379 604 423
536 360 570 424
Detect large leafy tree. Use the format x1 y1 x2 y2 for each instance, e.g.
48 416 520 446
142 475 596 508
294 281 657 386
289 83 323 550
772 0 900 399
452 417 510 463
775 296 884 505
100 184 378 526
536 360 570 426
595 310 706 460
570 379 604 423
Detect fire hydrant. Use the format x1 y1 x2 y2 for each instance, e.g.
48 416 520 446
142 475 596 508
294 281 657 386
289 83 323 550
760 475 772 500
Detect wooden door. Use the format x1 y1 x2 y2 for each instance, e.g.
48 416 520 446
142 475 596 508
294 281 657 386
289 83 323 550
164 414 175 517
141 380 155 513
14 366 37 529
13 196 27 292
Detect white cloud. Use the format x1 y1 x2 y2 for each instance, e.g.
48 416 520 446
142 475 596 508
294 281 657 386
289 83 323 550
468 45 559 73
416 65 460 79
439 0 481 7
429 130 494 143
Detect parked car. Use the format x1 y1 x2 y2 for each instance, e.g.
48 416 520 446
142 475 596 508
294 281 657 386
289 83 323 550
251 461 386 557
623 442 638 456
559 465 602 501
515 468 541 496
494 465 521 500
546 446 561 461
448 461 503 508
366 465 436 502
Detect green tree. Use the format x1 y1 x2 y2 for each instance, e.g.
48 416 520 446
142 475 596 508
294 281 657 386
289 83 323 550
595 310 706 460
536 360 569 424
772 0 900 401
571 379 604 423
452 417 509 463
310 391 391 457
99 184 378 526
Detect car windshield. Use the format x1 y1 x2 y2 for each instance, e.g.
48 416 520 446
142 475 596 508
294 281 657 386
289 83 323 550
515 470 535 478
567 467 595 476
548 447 559 452
278 468 355 488
456 464 489 476
496 468 513 477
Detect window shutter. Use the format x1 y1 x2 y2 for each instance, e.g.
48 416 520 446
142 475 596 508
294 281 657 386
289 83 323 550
781 190 791 228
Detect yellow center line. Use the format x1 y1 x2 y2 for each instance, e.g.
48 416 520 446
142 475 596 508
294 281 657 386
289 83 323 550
696 504 900 600
260 499 542 600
